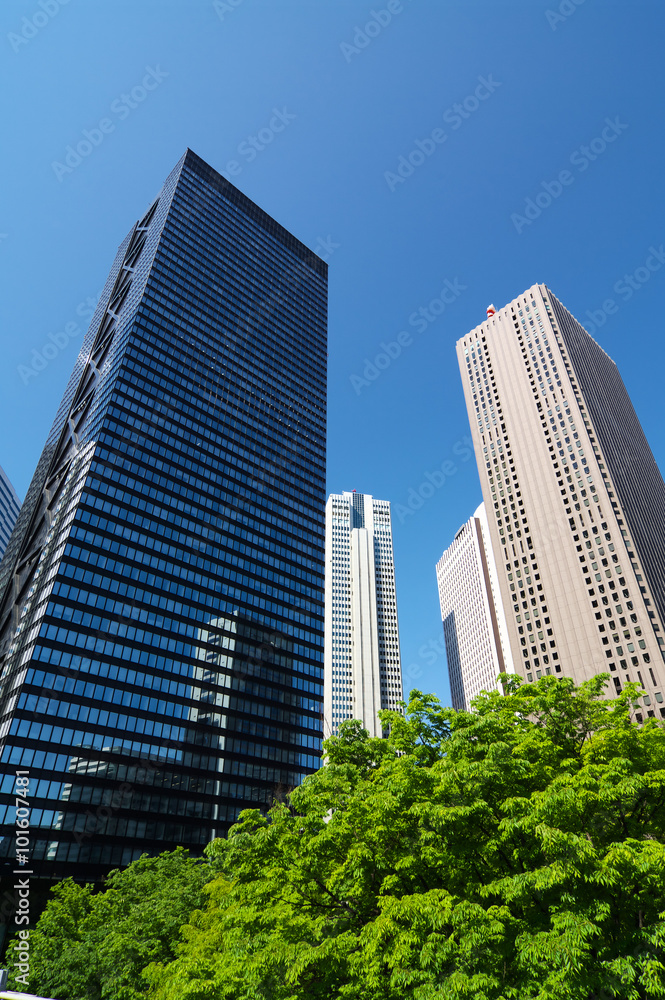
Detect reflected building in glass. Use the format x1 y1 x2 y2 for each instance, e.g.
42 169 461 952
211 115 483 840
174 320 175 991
0 150 326 882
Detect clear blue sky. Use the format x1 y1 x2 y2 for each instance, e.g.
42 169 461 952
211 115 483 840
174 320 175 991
2 0 665 706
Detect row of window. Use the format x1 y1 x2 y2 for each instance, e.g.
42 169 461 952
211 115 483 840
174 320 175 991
174 169 327 286
0 827 208 865
113 378 325 544
11 706 186 747
70 508 321 619
141 269 327 401
60 540 323 649
74 490 324 642
178 160 327 271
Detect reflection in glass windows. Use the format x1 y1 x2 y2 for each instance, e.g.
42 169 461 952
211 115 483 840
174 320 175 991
0 150 326 881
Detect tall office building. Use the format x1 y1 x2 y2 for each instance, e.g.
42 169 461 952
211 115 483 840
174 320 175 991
436 502 514 710
0 466 21 562
0 150 326 882
324 492 402 737
457 283 665 720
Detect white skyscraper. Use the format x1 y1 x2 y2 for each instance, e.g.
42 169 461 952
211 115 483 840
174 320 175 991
436 502 514 710
324 492 403 737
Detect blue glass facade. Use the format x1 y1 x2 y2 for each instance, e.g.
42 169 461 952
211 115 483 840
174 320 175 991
0 150 326 881
0 466 20 563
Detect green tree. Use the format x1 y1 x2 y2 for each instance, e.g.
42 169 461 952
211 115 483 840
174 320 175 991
146 675 665 999
9 847 211 1000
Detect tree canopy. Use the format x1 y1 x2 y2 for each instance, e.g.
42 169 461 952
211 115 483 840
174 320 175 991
18 674 665 999
8 847 211 1000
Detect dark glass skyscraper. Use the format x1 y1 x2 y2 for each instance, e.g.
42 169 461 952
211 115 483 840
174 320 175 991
0 150 326 883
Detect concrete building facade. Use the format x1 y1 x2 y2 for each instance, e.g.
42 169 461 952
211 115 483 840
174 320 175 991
457 283 665 721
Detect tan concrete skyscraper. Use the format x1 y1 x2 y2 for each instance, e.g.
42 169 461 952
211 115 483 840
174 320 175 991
457 283 665 721
324 492 402 737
